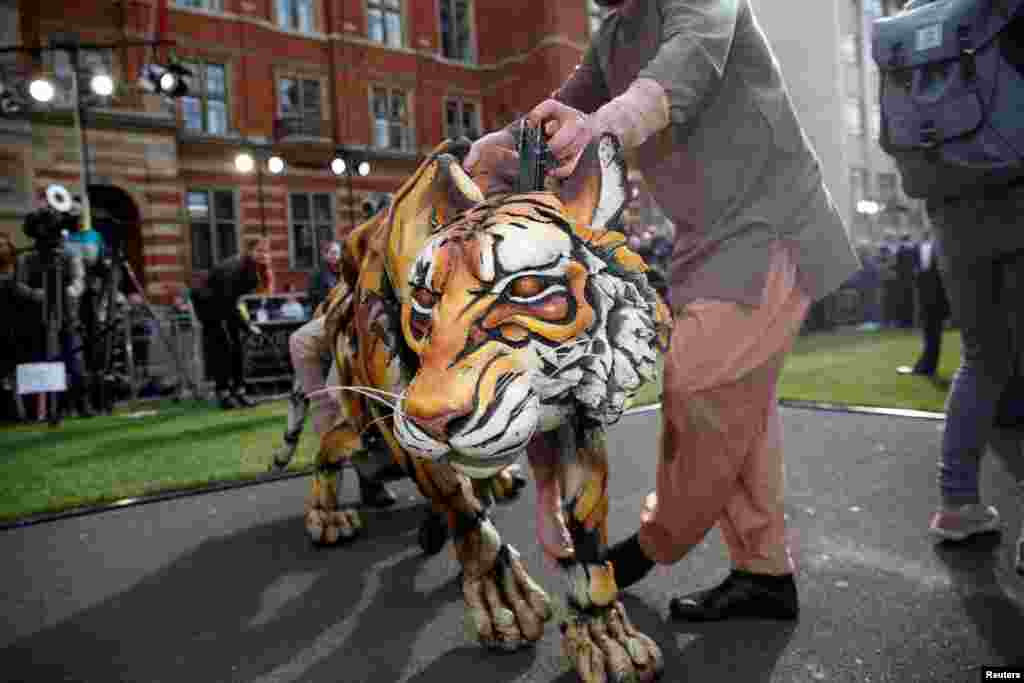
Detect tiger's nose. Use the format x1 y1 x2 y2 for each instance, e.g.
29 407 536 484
410 408 471 441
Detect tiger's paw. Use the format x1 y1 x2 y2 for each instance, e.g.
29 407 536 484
463 544 553 652
561 601 663 683
303 475 363 545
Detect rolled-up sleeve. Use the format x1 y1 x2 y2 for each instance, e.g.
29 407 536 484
638 0 738 127
554 43 611 115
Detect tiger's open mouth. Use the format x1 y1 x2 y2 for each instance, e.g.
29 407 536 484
395 369 539 478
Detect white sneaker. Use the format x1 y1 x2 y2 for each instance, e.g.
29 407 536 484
928 504 1001 542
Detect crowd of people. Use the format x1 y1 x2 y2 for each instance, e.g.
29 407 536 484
3 0 1022 628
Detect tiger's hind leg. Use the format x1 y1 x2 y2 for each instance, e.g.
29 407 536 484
407 456 553 650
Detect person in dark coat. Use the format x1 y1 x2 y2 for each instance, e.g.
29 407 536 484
308 240 341 314
899 231 950 377
895 233 918 328
192 237 273 409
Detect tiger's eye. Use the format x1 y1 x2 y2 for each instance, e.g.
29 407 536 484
413 287 436 308
509 276 544 299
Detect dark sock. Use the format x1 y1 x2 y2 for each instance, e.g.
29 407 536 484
606 533 656 589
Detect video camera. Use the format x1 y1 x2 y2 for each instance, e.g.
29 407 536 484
23 185 81 249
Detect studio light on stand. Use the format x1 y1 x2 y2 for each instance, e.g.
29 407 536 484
29 75 55 103
331 148 372 232
89 72 114 97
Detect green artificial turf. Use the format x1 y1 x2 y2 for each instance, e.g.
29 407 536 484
0 399 318 522
0 327 959 522
778 328 960 413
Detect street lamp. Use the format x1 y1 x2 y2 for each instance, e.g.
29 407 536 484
28 77 55 103
89 73 114 97
331 148 371 233
236 149 285 236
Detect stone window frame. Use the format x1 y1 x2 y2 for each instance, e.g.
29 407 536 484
178 58 231 137
275 69 330 139
287 191 335 272
274 0 320 34
369 85 415 152
438 0 476 64
366 0 405 49
443 96 481 141
186 187 240 272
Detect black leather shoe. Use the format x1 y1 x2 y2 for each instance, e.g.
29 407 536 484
359 477 398 508
219 393 241 410
669 570 799 622
233 392 257 408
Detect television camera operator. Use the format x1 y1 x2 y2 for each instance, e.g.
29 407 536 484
5 187 93 421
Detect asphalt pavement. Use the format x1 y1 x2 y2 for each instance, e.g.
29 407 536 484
2 406 1023 683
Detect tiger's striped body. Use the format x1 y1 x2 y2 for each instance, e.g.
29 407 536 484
304 136 670 682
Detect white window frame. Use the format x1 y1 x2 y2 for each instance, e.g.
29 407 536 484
288 191 336 271
180 60 230 136
187 188 240 271
276 0 317 33
367 0 404 48
371 86 414 152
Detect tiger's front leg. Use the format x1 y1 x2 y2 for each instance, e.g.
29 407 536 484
529 422 664 683
409 457 553 650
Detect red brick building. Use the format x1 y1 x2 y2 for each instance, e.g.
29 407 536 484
0 0 611 303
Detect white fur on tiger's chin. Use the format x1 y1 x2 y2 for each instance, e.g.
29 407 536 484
394 380 540 479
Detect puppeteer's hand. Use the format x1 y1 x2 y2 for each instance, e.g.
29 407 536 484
463 129 520 195
463 129 516 174
526 99 599 179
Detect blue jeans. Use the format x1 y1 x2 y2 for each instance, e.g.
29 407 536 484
928 191 1024 505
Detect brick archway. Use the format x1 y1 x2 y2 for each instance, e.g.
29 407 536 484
88 185 144 292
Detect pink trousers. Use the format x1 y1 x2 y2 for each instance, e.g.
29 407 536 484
639 242 810 575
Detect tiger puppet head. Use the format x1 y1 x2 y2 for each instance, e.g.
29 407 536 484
386 133 672 479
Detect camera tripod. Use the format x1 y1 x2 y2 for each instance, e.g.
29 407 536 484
82 238 201 413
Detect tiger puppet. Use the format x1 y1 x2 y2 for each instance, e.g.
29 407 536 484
306 131 672 683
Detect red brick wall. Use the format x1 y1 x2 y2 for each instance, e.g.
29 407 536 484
16 0 595 303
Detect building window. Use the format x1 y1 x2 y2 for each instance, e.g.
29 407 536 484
845 98 864 137
276 0 316 33
440 0 473 61
188 189 238 271
444 98 480 140
289 192 335 270
368 0 403 48
277 76 324 137
174 0 223 10
588 0 608 36
180 61 228 136
372 87 412 151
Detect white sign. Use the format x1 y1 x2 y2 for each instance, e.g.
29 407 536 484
15 363 67 395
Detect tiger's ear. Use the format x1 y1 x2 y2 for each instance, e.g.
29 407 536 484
385 144 484 302
554 133 628 230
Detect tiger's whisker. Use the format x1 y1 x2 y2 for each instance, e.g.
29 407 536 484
307 386 398 410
